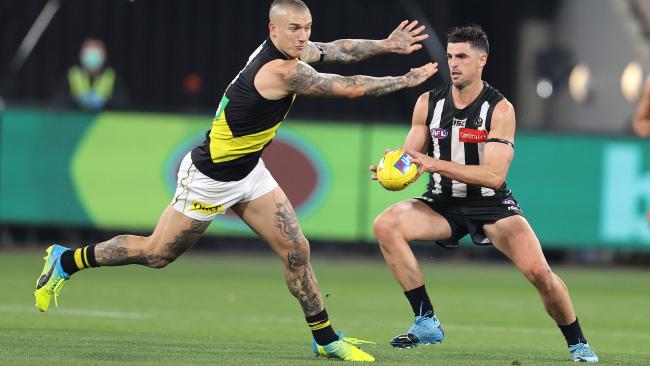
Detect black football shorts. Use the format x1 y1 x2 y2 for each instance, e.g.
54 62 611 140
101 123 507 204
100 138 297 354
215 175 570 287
415 190 524 248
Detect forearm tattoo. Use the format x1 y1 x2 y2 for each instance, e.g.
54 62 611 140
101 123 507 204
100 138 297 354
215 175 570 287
362 76 404 97
274 197 323 315
316 39 385 64
95 219 210 267
289 62 405 97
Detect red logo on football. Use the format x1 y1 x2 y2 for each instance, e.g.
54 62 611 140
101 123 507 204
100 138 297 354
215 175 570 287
459 128 487 143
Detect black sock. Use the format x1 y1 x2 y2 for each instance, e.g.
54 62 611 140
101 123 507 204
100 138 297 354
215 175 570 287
404 285 434 317
306 309 339 346
558 318 587 346
85 244 98 266
59 244 99 276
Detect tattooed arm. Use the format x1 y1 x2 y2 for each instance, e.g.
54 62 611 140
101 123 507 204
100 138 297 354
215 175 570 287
301 20 428 64
285 60 438 98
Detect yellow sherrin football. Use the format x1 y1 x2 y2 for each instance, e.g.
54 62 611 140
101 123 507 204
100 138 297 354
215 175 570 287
376 150 418 191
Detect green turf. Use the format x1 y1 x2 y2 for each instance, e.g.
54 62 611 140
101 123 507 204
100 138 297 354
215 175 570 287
1 249 649 365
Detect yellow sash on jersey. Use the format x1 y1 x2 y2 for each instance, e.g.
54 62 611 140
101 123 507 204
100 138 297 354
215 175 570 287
208 114 282 163
207 93 295 163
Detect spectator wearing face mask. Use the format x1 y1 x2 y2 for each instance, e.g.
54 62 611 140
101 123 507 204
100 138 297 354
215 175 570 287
52 38 129 111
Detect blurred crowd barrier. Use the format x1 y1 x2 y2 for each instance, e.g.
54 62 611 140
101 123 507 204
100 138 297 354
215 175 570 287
1 106 649 250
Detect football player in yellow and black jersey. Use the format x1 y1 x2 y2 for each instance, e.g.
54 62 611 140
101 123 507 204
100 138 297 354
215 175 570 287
370 25 599 363
33 0 438 362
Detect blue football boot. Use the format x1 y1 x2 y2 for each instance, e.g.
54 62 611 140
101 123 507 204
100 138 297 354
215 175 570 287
390 311 445 348
569 342 599 363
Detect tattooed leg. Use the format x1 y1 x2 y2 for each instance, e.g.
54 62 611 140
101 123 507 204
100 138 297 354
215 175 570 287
95 206 210 268
274 197 324 316
231 188 326 316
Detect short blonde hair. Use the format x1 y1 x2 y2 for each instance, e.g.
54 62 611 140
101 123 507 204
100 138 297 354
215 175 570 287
269 0 309 20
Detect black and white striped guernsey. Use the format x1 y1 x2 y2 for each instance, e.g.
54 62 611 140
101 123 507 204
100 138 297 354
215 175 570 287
425 82 508 198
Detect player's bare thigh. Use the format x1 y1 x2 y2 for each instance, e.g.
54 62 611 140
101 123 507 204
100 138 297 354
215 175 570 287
95 205 210 267
483 215 549 270
374 199 453 242
231 186 307 258
149 205 211 252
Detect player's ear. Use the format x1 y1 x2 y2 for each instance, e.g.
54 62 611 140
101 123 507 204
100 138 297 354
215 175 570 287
479 52 487 67
269 22 277 38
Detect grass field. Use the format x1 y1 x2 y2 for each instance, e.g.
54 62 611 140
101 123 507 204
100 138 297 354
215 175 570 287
1 249 649 366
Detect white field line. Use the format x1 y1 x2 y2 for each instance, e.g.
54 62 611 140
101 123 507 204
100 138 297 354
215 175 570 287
2 305 648 342
0 305 152 319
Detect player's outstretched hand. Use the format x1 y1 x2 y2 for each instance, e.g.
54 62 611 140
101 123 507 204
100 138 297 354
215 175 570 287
403 62 438 88
386 20 429 55
369 148 391 180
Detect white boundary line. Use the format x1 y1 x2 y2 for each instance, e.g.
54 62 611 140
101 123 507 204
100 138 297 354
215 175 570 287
0 305 152 319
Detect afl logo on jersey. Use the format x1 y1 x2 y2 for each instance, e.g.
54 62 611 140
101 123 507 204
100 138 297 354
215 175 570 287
431 128 448 139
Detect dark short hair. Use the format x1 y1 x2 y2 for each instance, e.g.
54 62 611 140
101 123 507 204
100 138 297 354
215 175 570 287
447 25 489 55
269 0 309 17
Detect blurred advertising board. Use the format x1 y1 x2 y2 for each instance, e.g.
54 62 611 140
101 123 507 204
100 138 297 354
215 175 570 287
1 107 648 250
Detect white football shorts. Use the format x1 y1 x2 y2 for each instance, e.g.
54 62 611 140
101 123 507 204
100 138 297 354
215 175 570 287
171 152 278 221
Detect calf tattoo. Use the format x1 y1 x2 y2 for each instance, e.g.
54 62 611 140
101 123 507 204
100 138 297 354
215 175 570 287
285 263 322 315
274 197 323 315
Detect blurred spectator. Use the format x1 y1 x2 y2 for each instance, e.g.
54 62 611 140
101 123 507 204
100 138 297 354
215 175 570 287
52 38 128 111
632 76 650 137
632 75 650 225
181 72 204 111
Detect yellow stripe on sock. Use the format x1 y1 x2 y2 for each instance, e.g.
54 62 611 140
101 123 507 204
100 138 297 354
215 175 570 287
81 247 89 268
74 249 85 270
309 320 331 331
